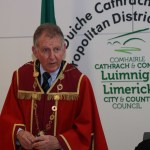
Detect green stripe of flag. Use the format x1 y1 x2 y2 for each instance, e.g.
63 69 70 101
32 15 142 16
41 0 56 24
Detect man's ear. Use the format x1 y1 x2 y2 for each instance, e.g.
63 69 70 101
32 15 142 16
63 43 66 52
32 46 38 58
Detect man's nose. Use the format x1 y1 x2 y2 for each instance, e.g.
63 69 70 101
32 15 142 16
48 50 55 58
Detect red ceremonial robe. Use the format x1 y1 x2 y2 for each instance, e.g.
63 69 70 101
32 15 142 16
0 60 108 150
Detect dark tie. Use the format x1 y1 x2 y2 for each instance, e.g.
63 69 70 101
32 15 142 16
42 72 51 92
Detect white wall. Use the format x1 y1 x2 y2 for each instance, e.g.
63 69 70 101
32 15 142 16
0 0 41 111
1 1 150 150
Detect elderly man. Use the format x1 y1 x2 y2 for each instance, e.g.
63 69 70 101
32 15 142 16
0 23 108 150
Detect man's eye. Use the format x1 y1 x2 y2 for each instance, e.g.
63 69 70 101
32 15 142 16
42 48 49 53
54 47 60 52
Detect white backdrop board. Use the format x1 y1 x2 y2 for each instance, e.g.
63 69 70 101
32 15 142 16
1 0 150 150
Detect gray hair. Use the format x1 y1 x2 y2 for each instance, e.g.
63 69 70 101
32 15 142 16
33 23 65 47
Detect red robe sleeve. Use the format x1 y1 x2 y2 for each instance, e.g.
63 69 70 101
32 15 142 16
0 71 25 150
57 75 108 150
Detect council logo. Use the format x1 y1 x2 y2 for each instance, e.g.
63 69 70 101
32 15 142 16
107 28 149 54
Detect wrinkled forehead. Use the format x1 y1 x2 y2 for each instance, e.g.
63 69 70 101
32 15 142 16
35 32 64 47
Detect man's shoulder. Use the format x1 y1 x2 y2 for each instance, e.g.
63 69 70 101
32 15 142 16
17 61 34 75
18 61 34 70
64 63 86 82
66 63 81 73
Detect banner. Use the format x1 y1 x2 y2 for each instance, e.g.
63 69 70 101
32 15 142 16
54 0 150 150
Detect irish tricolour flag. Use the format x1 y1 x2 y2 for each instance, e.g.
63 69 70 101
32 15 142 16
41 0 56 24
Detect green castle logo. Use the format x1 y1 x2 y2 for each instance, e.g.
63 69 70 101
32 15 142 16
107 28 149 54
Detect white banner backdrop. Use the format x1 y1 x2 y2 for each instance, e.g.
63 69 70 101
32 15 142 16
55 0 150 150
1 0 150 150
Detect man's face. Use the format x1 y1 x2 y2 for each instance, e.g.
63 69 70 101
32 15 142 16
32 34 66 73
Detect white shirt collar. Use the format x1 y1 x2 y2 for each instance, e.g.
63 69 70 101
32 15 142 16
40 64 60 85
